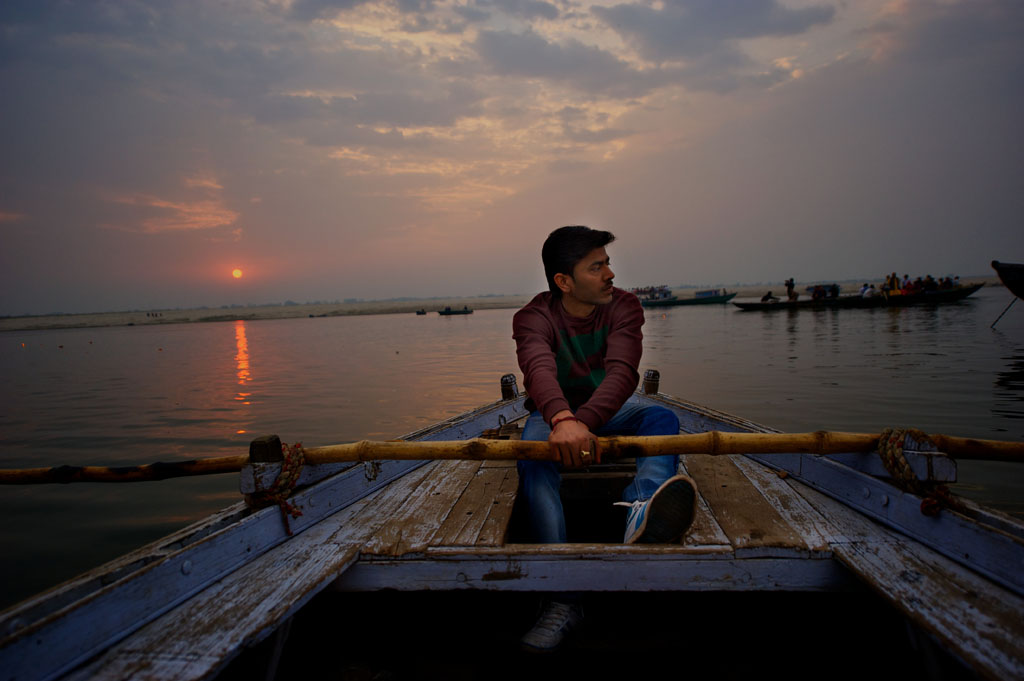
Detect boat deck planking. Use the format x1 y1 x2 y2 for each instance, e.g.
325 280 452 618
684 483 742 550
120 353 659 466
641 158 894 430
3 387 1021 681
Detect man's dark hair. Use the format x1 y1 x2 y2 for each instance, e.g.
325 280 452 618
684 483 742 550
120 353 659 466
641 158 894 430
542 225 615 297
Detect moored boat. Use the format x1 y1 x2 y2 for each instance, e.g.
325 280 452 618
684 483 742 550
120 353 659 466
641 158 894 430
0 372 1020 680
632 286 737 307
734 283 984 311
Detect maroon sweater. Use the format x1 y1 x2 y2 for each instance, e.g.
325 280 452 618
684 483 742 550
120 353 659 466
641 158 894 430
512 288 644 431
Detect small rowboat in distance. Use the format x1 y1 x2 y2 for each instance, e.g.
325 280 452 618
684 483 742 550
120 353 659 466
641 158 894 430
733 283 983 311
438 306 473 315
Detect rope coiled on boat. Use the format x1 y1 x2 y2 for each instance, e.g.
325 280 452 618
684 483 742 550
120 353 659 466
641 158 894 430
877 427 963 516
251 441 305 535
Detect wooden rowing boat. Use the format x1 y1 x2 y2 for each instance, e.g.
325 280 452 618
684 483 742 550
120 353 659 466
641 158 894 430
733 283 984 311
1 373 1021 680
992 261 1024 299
632 286 737 307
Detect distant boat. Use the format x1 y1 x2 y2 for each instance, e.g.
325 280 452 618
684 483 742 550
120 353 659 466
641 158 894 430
734 283 983 311
631 286 737 307
991 261 1024 299
438 306 473 315
415 309 427 315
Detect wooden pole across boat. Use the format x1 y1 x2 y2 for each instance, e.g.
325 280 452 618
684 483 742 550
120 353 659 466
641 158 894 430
0 430 1022 484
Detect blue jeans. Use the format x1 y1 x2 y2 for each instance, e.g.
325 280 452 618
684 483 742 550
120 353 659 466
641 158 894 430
516 403 680 543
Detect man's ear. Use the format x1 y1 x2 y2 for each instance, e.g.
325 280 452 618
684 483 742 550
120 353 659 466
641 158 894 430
553 273 573 295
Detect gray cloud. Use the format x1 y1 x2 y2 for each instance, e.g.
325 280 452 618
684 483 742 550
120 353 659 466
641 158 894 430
593 0 834 62
479 0 559 21
474 29 665 97
453 4 491 23
862 0 1023 67
289 0 372 20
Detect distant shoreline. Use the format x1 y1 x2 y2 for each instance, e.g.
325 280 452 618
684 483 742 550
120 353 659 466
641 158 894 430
0 276 1001 333
0 295 535 333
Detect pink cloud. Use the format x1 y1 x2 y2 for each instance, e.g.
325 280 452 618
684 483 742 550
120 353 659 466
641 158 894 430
112 195 239 233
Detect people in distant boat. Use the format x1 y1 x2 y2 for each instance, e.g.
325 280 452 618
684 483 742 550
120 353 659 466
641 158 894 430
785 278 797 301
859 283 870 296
886 272 900 293
811 284 826 300
761 291 780 303
862 284 878 298
513 225 696 653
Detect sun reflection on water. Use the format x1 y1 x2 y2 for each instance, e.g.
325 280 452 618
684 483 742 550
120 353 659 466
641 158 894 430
234 320 252 407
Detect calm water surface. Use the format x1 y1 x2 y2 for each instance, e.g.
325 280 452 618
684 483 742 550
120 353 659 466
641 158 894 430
1 286 1022 608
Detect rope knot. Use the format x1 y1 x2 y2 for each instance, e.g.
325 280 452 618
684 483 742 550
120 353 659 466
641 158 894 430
877 427 962 516
252 441 305 535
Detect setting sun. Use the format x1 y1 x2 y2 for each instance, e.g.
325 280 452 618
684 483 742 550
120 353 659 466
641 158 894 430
232 268 243 279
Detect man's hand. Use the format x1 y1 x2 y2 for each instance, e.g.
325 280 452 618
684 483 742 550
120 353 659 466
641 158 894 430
548 411 601 468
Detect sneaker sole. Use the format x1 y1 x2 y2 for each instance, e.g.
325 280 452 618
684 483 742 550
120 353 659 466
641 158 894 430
632 476 697 544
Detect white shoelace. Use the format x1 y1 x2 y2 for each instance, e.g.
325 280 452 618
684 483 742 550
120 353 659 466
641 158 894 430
534 602 576 632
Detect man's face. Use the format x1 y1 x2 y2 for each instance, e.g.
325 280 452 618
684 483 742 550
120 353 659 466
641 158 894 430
565 246 615 306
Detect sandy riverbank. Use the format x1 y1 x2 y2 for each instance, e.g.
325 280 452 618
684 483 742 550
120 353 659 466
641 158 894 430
0 295 535 333
1 276 1001 333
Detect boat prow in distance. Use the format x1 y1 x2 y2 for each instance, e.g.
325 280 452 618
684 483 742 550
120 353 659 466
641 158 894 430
1 371 1021 680
734 283 984 311
992 261 1024 299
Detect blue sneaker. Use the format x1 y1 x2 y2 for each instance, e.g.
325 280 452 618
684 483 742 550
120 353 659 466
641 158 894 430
619 475 697 544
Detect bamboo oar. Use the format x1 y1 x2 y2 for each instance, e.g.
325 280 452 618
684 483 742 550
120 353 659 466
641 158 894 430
1 430 1022 485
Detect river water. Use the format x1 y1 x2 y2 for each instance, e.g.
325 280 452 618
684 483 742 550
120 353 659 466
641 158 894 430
1 286 1022 609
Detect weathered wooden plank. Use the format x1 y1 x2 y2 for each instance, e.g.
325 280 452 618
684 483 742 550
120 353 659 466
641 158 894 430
731 456 832 554
63 464 440 681
432 466 513 546
955 495 1024 542
480 458 517 468
334 551 847 593
361 460 483 556
425 543 734 557
1 398 526 681
476 467 520 546
750 452 1024 596
676 459 732 550
683 454 808 556
795 484 1024 681
63 511 367 680
0 459 427 681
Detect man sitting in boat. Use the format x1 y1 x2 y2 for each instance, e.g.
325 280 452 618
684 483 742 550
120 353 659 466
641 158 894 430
512 225 697 652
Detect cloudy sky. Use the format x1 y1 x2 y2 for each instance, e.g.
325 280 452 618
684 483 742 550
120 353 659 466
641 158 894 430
1 0 1021 314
